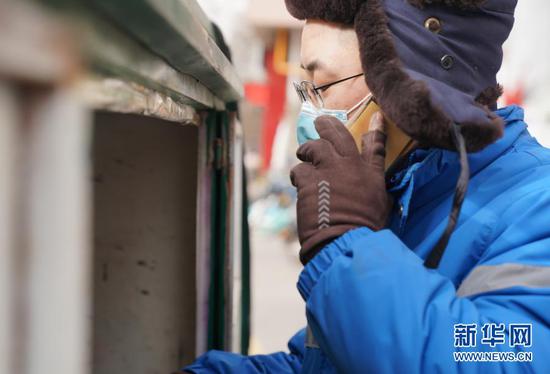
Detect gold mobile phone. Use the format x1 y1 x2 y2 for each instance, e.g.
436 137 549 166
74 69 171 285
347 99 416 172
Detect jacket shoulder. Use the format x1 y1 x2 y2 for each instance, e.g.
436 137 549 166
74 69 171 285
512 130 550 166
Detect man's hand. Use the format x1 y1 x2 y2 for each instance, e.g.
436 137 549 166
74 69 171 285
290 112 393 264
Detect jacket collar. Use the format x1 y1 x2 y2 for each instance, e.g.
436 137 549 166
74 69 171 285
389 105 527 232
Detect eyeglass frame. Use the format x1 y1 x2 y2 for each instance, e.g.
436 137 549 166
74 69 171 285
293 72 365 109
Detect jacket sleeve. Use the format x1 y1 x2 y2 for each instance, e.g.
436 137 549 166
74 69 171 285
183 328 305 373
298 189 550 373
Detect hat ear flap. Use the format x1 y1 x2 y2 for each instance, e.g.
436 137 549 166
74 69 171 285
284 0 364 24
354 0 503 152
407 0 487 9
354 0 455 149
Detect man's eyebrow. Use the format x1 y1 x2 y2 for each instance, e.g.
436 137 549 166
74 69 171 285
300 59 323 72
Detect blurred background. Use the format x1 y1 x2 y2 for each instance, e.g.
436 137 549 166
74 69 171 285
1 1 549 373
195 0 550 354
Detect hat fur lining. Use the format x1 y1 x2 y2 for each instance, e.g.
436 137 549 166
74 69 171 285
475 84 503 108
284 0 360 24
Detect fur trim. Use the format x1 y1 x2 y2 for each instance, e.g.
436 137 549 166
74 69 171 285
284 0 362 24
475 84 503 107
407 0 487 9
355 0 502 152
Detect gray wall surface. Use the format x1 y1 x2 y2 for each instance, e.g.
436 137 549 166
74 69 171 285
92 112 199 373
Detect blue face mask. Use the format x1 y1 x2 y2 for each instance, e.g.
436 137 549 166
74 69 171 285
296 95 372 145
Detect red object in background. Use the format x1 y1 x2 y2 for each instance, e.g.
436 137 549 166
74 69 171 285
244 83 269 107
503 84 525 106
244 49 287 171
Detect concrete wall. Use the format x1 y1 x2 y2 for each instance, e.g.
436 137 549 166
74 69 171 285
92 112 199 373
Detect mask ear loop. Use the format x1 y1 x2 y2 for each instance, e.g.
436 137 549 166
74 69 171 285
346 93 374 116
424 123 470 269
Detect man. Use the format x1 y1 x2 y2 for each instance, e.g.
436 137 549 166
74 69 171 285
186 0 550 372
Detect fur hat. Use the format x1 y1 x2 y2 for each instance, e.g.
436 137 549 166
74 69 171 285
285 0 518 152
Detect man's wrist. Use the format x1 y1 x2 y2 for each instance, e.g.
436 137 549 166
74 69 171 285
298 226 374 300
299 224 361 265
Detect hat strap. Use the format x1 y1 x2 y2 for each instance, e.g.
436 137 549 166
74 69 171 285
424 123 470 269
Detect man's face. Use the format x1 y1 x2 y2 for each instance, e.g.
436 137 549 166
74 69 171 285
300 19 370 111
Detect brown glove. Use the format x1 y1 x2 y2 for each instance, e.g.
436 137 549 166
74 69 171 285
290 112 393 264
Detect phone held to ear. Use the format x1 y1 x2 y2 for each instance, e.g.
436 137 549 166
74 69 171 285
347 97 416 172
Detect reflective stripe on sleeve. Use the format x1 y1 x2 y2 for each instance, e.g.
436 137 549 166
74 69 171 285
457 263 550 297
305 325 320 349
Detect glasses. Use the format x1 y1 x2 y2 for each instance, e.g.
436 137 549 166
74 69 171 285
293 72 364 109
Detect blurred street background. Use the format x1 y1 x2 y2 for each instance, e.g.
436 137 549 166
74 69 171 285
195 0 550 354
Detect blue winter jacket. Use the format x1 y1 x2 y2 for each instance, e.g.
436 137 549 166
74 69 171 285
185 106 550 373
